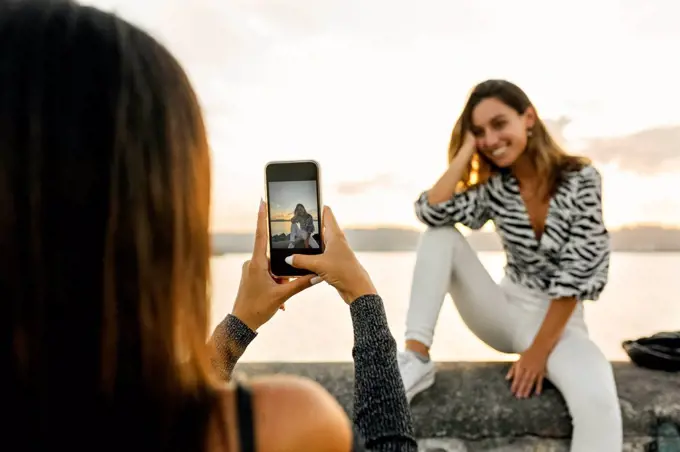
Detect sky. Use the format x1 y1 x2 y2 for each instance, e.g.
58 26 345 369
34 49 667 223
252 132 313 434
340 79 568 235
268 181 319 220
83 0 680 231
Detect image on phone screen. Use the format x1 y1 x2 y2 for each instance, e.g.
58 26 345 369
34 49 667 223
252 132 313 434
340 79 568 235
265 160 323 277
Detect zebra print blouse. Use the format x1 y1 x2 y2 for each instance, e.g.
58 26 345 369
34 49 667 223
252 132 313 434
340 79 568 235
414 165 610 302
291 213 315 234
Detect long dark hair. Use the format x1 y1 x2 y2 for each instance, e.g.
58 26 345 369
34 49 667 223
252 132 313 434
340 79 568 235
1 1 219 451
447 79 589 197
295 203 308 216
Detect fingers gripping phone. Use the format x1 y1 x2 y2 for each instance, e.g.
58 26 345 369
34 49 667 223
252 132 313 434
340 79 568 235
265 160 324 278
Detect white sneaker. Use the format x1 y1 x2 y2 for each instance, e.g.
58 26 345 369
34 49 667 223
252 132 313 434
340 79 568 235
397 350 435 403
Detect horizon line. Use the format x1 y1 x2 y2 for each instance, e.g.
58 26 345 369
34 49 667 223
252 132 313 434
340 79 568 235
213 221 680 234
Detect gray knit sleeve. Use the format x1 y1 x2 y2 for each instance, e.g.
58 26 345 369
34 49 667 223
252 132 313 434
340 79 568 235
349 294 418 451
209 314 257 381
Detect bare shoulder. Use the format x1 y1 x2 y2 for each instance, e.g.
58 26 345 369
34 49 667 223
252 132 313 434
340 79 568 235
251 375 353 451
209 375 353 452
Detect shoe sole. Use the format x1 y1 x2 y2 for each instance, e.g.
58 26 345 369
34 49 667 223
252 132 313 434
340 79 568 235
406 368 435 403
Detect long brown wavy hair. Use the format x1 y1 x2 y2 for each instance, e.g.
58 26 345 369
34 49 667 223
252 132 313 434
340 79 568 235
1 2 219 451
448 79 590 198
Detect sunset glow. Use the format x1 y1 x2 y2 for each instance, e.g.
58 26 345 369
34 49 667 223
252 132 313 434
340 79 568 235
83 0 680 232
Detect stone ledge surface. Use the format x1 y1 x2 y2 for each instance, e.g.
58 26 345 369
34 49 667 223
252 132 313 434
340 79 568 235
235 362 680 450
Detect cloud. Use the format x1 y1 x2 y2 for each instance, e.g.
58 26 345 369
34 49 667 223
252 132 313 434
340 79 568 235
335 120 680 200
532 117 680 174
581 125 680 173
542 116 572 144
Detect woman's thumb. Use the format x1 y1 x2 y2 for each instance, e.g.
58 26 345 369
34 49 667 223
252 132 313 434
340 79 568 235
285 254 321 272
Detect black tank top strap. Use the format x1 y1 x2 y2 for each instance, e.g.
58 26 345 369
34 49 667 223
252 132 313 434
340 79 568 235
234 380 256 452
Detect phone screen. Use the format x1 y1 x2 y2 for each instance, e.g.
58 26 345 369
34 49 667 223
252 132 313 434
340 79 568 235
265 160 323 277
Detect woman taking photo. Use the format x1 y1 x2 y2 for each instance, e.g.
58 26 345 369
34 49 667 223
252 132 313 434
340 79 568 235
397 79 622 451
2 1 416 451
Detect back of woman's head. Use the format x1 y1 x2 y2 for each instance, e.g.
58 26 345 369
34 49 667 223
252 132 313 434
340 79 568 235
448 79 589 194
0 1 217 450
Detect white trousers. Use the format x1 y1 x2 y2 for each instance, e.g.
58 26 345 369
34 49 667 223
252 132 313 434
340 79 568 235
405 226 622 452
290 223 319 249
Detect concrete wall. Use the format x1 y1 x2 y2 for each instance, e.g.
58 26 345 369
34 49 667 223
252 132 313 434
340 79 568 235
235 362 680 451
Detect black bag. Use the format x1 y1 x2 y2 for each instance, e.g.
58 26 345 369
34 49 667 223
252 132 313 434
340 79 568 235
622 331 680 372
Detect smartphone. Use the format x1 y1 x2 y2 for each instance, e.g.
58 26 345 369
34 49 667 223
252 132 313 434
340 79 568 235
265 160 324 278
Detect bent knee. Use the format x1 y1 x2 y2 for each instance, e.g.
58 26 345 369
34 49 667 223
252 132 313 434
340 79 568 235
416 226 470 263
421 225 464 243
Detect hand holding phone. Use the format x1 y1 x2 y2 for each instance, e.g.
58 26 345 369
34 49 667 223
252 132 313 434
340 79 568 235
265 160 324 278
285 206 376 305
230 199 318 331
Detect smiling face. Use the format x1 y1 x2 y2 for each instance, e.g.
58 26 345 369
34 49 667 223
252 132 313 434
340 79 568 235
469 97 536 168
